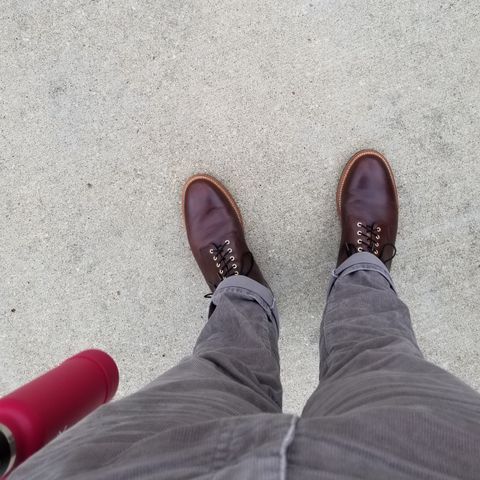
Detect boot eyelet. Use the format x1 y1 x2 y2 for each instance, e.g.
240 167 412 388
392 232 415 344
357 231 362 235
357 239 362 244
209 249 214 254
219 269 223 274
375 242 379 247
358 247 364 252
376 227 381 232
234 271 239 275
376 235 380 240
232 264 238 269
225 240 230 245
216 263 221 268
230 256 235 261
227 248 233 253
357 222 362 227
374 250 379 255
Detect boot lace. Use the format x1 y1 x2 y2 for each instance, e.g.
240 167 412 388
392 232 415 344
209 239 239 279
347 222 396 263
204 240 254 298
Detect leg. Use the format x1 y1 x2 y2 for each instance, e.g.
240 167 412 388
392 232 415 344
193 276 281 413
291 256 480 479
134 275 282 425
11 276 282 480
305 253 480 416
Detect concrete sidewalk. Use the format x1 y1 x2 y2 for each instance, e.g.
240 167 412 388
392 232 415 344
1 0 479 413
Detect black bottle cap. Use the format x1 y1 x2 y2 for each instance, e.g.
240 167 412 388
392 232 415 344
0 425 15 476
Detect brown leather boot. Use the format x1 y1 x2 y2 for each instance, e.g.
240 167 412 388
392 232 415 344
336 149 398 270
182 174 268 292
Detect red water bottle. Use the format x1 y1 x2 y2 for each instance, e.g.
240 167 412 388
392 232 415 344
0 349 119 477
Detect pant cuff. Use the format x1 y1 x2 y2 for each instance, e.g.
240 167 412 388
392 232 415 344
211 275 279 332
328 252 397 297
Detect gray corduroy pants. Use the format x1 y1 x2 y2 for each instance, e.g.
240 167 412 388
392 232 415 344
11 253 480 479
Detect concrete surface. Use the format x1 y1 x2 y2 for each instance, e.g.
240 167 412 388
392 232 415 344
1 0 480 414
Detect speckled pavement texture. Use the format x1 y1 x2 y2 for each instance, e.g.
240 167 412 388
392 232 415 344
1 0 479 413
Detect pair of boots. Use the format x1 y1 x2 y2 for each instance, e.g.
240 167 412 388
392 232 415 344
183 150 398 291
